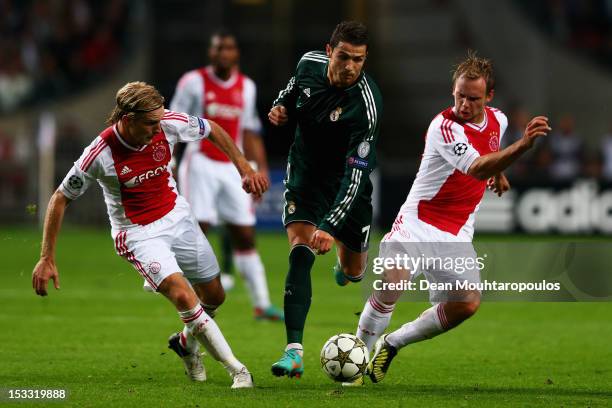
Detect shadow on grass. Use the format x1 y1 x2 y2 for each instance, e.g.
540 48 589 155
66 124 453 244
255 383 612 399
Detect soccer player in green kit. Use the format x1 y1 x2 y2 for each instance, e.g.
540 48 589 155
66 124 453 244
268 21 383 378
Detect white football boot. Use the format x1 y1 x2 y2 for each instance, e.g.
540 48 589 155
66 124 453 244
231 367 254 389
168 333 206 381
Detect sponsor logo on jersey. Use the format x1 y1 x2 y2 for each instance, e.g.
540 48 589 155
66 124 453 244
454 142 468 156
68 175 83 190
348 156 368 169
329 106 342 122
303 87 311 97
206 102 242 120
357 141 370 158
123 165 167 188
287 201 296 215
120 166 132 175
188 116 198 128
489 132 499 151
152 144 167 162
148 262 161 274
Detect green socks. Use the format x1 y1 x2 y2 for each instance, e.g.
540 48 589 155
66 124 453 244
284 244 316 344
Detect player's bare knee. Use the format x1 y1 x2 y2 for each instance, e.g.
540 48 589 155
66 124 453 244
209 288 225 307
163 287 197 311
229 225 256 250
456 301 480 320
193 280 225 307
233 239 255 251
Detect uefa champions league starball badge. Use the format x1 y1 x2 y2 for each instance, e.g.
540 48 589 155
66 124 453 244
453 142 468 156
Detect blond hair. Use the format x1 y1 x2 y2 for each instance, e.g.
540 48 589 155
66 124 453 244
452 51 495 93
106 81 165 125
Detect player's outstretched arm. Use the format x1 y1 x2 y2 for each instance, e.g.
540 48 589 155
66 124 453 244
32 190 70 296
207 120 269 197
468 116 551 180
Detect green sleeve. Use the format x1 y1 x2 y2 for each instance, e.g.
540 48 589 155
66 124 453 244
319 86 382 235
272 74 298 111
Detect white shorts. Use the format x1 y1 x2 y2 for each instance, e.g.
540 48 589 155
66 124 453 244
379 213 481 302
112 200 220 291
178 147 255 226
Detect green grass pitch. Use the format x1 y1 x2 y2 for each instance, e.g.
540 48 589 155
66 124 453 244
1 227 611 407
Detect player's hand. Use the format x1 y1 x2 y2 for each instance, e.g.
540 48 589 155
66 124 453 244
523 116 551 147
487 173 510 197
310 229 334 255
252 169 270 203
242 170 270 198
32 257 60 296
268 105 289 126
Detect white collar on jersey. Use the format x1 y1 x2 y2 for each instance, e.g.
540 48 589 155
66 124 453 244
453 108 488 131
113 125 147 152
205 65 239 89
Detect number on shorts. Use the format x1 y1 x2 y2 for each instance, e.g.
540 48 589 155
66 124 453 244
362 225 371 244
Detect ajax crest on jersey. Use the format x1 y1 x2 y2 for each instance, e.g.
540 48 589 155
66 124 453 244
329 106 342 122
152 144 167 162
489 132 499 151
357 141 370 158
320 333 369 382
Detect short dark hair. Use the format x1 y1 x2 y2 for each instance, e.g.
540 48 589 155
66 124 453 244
210 29 237 46
329 21 368 48
452 50 495 93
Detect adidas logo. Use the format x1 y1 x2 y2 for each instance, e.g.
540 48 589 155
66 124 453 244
120 166 132 175
303 88 310 97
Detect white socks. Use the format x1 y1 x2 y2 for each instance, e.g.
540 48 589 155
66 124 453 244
179 304 245 375
179 326 199 354
356 295 395 353
285 343 304 357
386 304 449 349
234 250 271 310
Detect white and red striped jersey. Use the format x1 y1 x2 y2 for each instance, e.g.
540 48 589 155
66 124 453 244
59 110 211 231
399 106 508 240
170 66 261 162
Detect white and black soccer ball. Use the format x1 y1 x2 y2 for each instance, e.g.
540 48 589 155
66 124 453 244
320 333 369 382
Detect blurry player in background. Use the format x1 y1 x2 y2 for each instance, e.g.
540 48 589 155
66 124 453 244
355 53 551 384
171 30 283 322
268 21 382 378
32 82 269 388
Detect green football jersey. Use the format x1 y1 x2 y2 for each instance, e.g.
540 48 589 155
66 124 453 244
273 50 383 235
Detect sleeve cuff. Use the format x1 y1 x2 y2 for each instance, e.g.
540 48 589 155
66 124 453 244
459 150 480 174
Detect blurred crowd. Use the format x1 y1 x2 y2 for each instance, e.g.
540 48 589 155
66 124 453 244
502 107 612 183
0 0 129 113
516 0 612 67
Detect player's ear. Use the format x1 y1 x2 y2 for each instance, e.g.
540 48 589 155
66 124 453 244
120 114 131 127
326 44 332 58
485 89 494 103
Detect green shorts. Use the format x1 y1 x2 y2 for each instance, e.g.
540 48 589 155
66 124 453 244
282 186 372 253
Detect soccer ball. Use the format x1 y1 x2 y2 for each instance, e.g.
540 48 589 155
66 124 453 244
320 333 369 382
